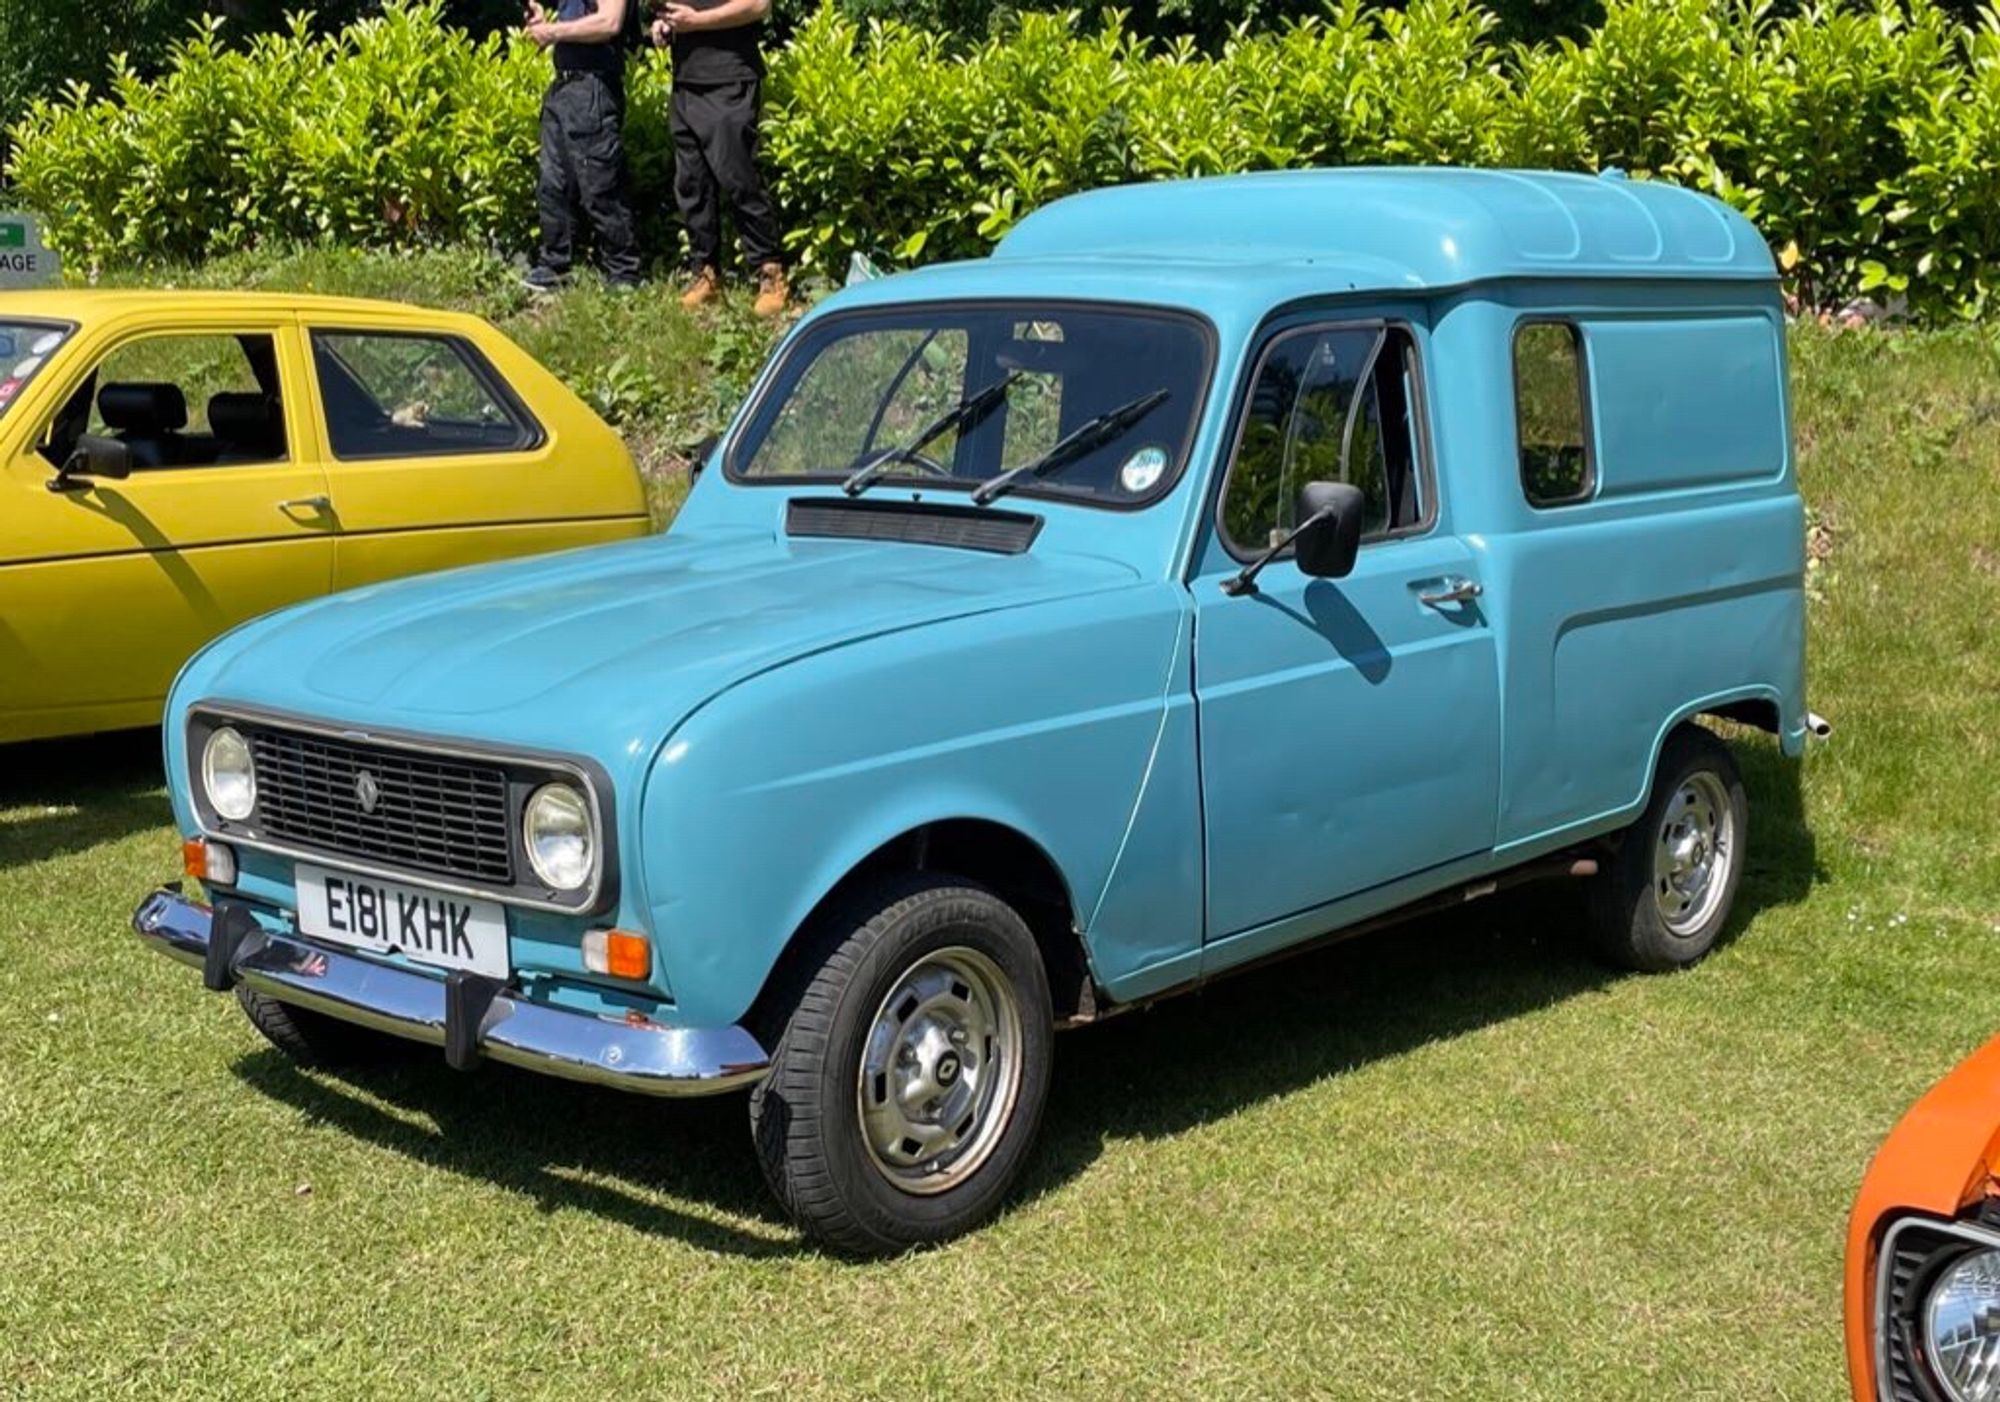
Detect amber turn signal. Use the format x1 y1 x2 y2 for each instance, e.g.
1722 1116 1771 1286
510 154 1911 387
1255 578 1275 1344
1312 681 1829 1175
183 837 237 886
582 928 651 981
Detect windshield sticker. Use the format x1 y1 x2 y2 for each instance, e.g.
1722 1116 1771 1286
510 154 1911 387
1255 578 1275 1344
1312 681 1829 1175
30 331 64 356
0 378 20 406
1119 444 1170 494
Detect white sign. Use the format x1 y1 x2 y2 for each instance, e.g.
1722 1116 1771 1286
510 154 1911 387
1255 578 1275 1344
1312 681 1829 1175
0 213 60 290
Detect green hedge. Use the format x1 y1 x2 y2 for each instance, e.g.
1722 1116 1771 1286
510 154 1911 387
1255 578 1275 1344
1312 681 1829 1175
11 1 2000 320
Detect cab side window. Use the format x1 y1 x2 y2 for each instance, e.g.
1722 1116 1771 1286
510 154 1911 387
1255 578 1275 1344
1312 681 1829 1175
1221 324 1426 554
312 332 536 460
1514 321 1594 506
42 332 288 471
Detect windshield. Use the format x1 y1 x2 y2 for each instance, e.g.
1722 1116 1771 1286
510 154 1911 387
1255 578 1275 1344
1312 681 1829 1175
0 320 74 419
730 304 1211 507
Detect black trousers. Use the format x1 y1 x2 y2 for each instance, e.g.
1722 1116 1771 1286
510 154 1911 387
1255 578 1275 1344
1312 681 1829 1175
671 78 783 273
537 71 642 283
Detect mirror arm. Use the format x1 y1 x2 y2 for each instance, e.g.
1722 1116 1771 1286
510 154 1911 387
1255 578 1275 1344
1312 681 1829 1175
1221 506 1335 597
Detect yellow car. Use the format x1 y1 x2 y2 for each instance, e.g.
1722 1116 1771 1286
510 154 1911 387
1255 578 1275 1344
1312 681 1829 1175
0 291 650 743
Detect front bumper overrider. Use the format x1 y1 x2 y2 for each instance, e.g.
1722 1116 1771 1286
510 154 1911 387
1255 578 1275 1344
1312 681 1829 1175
133 887 769 1096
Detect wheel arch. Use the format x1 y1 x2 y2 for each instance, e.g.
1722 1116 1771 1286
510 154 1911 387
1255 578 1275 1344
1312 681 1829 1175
745 816 1097 1039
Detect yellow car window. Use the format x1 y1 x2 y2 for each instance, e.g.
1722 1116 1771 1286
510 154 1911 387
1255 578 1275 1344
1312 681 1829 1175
0 319 75 419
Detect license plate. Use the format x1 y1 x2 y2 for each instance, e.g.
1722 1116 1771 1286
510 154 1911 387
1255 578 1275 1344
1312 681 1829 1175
295 863 509 980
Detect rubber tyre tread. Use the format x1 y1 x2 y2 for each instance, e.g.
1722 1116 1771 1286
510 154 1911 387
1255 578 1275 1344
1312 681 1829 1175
748 874 1054 1256
234 985 411 1067
1586 724 1749 973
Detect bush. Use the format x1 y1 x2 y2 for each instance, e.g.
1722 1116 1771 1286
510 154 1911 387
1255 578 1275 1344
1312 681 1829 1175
12 0 2000 320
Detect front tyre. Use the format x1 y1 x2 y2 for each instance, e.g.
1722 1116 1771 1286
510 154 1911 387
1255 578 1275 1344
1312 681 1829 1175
1587 724 1749 972
749 877 1054 1256
235 986 412 1067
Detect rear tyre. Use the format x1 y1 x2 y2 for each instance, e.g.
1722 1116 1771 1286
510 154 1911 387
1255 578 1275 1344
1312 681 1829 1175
235 986 411 1068
1587 724 1748 972
748 876 1054 1256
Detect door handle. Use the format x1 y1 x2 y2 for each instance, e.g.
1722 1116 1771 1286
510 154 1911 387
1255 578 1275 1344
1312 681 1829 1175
277 495 331 515
1416 576 1484 607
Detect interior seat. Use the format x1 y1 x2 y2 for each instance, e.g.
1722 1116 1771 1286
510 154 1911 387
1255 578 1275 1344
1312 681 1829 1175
207 391 286 464
97 383 189 469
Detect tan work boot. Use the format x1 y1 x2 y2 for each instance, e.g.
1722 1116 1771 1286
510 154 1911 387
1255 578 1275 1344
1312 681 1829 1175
679 266 721 311
753 262 789 318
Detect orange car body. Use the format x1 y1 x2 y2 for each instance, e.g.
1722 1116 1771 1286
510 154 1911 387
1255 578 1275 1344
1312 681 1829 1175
1847 1033 2000 1399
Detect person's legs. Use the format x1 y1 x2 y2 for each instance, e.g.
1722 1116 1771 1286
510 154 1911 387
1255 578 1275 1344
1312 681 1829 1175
570 76 643 286
692 78 785 314
531 83 582 283
695 78 784 272
671 84 724 305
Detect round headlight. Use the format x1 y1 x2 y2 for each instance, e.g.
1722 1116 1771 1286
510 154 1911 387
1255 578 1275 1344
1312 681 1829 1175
523 782 594 893
201 726 256 822
1929 1247 2000 1402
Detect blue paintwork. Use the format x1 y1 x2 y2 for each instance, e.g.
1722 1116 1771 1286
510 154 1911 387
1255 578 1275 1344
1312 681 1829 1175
161 169 1806 1036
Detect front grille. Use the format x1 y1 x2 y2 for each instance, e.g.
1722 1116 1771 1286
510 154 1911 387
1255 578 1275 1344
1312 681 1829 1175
247 727 513 885
1885 1226 1934 1401
1880 1217 1996 1402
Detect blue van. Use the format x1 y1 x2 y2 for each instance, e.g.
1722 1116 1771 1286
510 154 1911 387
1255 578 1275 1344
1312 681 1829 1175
136 168 1812 1252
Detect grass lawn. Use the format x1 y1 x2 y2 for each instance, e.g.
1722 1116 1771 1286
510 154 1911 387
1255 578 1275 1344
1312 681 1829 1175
2 290 1998 1397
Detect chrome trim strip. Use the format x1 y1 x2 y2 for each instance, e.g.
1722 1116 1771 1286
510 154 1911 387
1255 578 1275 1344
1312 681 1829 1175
189 701 612 916
1873 1213 2000 1401
133 890 769 1097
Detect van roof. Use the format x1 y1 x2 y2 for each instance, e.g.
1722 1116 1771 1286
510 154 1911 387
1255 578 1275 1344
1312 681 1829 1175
992 167 1777 290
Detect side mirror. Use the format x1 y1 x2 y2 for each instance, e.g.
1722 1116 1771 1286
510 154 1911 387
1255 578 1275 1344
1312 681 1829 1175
1222 480 1367 596
1290 481 1366 580
685 432 720 479
50 435 133 492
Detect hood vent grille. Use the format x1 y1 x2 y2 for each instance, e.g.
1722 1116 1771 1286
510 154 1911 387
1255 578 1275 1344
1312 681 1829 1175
786 498 1042 555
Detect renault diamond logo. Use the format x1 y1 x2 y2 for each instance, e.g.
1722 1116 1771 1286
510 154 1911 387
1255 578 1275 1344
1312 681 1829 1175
354 770 381 814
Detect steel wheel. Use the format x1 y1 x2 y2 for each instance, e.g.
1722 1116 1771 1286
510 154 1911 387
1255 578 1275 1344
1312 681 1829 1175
856 945 1024 1196
1652 770 1736 936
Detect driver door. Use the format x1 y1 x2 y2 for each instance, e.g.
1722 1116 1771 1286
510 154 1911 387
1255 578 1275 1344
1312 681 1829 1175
1192 317 1502 944
0 317 333 741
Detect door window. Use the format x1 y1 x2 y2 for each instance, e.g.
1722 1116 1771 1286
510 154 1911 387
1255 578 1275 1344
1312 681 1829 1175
40 332 288 470
1514 321 1594 506
1219 324 1427 556
311 331 537 460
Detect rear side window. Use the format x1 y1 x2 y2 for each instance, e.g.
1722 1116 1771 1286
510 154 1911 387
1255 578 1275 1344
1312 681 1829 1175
1514 321 1593 506
312 331 537 460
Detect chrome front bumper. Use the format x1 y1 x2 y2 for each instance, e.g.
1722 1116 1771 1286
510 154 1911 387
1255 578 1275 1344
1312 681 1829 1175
133 888 770 1097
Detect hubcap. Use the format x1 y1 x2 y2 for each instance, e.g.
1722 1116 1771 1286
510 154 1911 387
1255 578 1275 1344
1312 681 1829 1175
1653 770 1735 936
857 946 1023 1195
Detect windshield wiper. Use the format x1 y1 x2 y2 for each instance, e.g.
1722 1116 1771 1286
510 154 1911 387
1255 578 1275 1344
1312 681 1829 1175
842 371 1023 497
970 389 1170 506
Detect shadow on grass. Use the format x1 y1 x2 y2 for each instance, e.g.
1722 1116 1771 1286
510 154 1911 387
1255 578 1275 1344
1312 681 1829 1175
232 1047 801 1258
225 735 1822 1257
0 729 169 872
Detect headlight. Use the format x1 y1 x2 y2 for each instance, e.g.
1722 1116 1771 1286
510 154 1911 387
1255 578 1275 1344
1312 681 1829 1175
201 726 256 821
522 782 593 892
1929 1247 2000 1401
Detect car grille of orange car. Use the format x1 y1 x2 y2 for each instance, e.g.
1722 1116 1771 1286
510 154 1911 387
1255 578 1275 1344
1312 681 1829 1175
247 727 514 885
1881 1220 1972 1402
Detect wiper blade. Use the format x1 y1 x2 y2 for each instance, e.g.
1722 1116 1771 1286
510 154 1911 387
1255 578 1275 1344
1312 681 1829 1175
842 370 1023 497
970 389 1170 506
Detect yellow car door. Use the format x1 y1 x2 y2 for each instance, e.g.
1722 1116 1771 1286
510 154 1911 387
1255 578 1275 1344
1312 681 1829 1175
0 315 334 743
297 315 649 591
